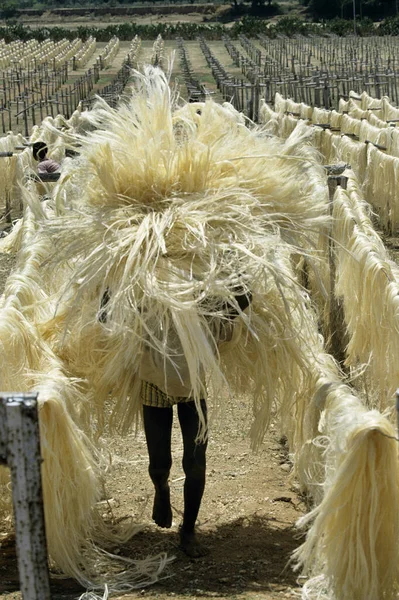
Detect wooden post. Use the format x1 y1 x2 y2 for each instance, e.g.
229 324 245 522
23 98 28 138
5 189 12 224
0 393 51 600
1 102 5 134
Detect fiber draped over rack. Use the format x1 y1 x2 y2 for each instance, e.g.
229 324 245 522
331 134 367 181
358 119 391 148
294 379 399 600
332 171 399 404
258 99 281 134
274 91 287 114
364 144 399 232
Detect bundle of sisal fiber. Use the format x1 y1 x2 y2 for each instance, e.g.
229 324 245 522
363 144 399 232
33 66 329 445
330 134 368 182
274 91 286 113
258 99 281 134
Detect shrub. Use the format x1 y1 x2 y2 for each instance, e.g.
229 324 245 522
379 15 399 36
326 17 354 36
273 15 309 35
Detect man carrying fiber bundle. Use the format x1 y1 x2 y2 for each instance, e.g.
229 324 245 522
38 67 330 584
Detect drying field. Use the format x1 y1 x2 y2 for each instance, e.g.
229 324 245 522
3 29 399 600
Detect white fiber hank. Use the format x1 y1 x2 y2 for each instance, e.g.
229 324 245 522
294 382 399 600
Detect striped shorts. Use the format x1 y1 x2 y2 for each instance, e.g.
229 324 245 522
140 380 202 409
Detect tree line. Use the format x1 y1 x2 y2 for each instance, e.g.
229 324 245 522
1 16 399 41
0 0 399 27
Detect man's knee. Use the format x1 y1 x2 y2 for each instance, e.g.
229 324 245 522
182 452 206 480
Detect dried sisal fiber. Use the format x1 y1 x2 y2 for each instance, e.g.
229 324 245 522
274 91 286 114
347 99 369 120
338 97 350 113
331 172 399 405
358 119 391 149
285 98 301 115
34 68 330 448
382 96 399 122
314 128 335 164
363 144 399 232
367 111 389 128
0 221 171 592
258 99 281 135
340 114 361 138
311 107 330 126
299 102 313 120
279 113 300 138
330 134 367 182
359 91 385 112
329 111 342 131
294 380 399 600
389 128 399 158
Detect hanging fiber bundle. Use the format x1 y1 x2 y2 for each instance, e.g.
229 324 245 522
294 380 399 600
299 103 313 120
363 144 399 232
274 91 287 114
332 172 399 405
330 134 367 182
0 183 171 592
358 119 391 150
311 107 331 126
340 114 361 139
382 96 399 122
258 99 281 134
279 113 300 138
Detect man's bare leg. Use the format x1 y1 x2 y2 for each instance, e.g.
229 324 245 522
143 405 173 528
177 399 209 557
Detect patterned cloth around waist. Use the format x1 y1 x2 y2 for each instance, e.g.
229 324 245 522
140 380 204 408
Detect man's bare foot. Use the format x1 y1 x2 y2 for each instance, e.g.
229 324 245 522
152 486 172 528
179 528 209 558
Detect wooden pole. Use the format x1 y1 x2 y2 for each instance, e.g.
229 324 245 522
0 393 52 600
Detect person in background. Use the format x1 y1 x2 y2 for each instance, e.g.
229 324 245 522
32 141 61 175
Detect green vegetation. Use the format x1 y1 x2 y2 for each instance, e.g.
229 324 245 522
303 0 397 20
0 0 399 38
0 16 393 41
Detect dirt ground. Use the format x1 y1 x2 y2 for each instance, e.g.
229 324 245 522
0 6 226 29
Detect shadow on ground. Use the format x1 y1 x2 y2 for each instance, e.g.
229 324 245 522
0 514 303 598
